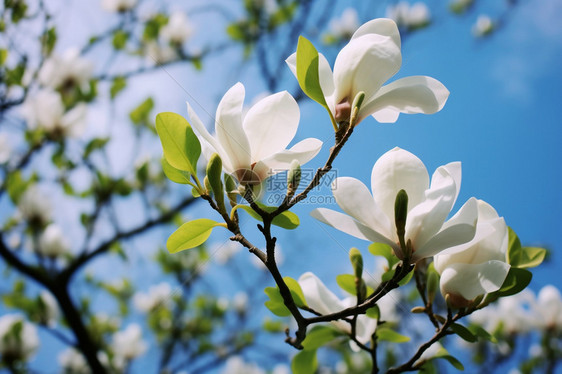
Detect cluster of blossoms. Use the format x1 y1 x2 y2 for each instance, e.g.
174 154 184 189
324 8 360 43
0 314 39 364
385 2 431 31
472 15 495 37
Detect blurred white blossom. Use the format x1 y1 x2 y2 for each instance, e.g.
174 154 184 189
232 292 248 313
39 291 60 327
472 15 494 37
212 240 242 265
38 49 93 91
0 314 39 362
0 133 11 164
101 0 136 12
18 185 52 226
38 224 70 258
272 364 291 374
160 11 193 44
221 356 265 374
145 41 177 64
386 2 430 30
133 282 174 312
111 324 148 361
21 89 87 138
328 8 359 39
58 348 90 374
251 244 284 269
533 285 562 330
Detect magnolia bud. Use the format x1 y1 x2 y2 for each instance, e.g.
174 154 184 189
349 248 363 279
394 189 409 256
206 153 225 212
203 176 211 194
224 173 237 207
286 159 301 199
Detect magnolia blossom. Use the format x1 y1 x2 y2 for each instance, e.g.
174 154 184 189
533 285 562 330
101 0 136 12
312 147 478 262
212 240 242 264
287 18 448 124
38 291 60 327
133 282 173 312
222 356 265 374
21 89 87 138
145 41 178 64
160 11 193 44
0 314 39 362
232 292 248 313
0 133 11 164
38 224 70 258
18 185 52 226
472 15 494 37
111 324 148 361
298 272 377 348
188 82 322 185
434 200 510 305
38 49 93 91
386 2 430 30
328 8 360 40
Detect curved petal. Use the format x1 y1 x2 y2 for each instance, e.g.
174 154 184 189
440 162 461 207
256 138 322 180
371 107 400 123
187 102 233 171
311 208 396 246
215 83 251 171
360 76 449 123
414 197 478 261
440 260 511 301
351 18 401 49
243 91 300 162
406 164 457 251
331 177 393 238
371 147 429 222
285 53 297 77
333 34 401 105
298 272 345 315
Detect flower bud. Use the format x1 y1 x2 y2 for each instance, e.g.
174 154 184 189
224 173 237 207
349 248 363 279
203 176 211 194
286 159 301 199
394 189 409 255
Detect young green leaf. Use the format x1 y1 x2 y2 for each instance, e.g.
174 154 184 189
495 267 532 297
206 153 225 211
283 276 307 308
155 112 201 175
368 242 398 268
296 36 327 106
161 157 193 186
234 204 300 230
291 349 318 374
264 287 291 317
376 327 410 343
301 326 341 350
166 219 222 253
508 227 547 269
450 323 477 343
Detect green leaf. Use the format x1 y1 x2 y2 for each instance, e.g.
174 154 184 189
366 305 380 320
336 274 356 295
433 349 465 371
110 76 127 98
0 49 7 65
166 219 221 253
155 112 201 175
206 154 225 211
226 23 245 41
508 228 547 269
376 327 410 343
496 267 532 297
234 204 300 230
112 30 128 50
84 138 109 158
130 97 154 125
468 324 497 343
284 276 307 308
398 268 414 286
161 157 192 185
291 349 318 374
264 287 291 317
40 27 57 55
368 242 399 267
302 325 341 350
296 36 327 106
450 323 477 343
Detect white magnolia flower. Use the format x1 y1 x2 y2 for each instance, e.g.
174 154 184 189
386 2 430 30
145 41 178 64
58 348 90 374
101 0 137 12
533 285 562 330
21 89 87 138
133 282 173 312
39 291 60 327
111 324 148 361
232 292 248 313
472 15 494 37
272 364 291 374
38 224 70 258
188 82 322 185
298 272 377 348
222 356 265 374
18 185 52 226
328 8 360 39
212 240 242 264
434 200 510 305
287 18 448 125
160 11 193 44
0 314 39 362
38 49 93 91
312 148 478 262
0 133 11 164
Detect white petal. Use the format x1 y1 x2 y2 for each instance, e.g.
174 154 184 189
187 102 232 171
298 272 345 315
318 53 335 104
371 147 429 222
351 18 401 49
215 83 251 171
243 91 300 162
311 208 396 247
255 138 322 180
360 76 449 123
331 177 392 238
371 107 400 123
415 197 478 261
285 53 297 77
440 261 510 300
